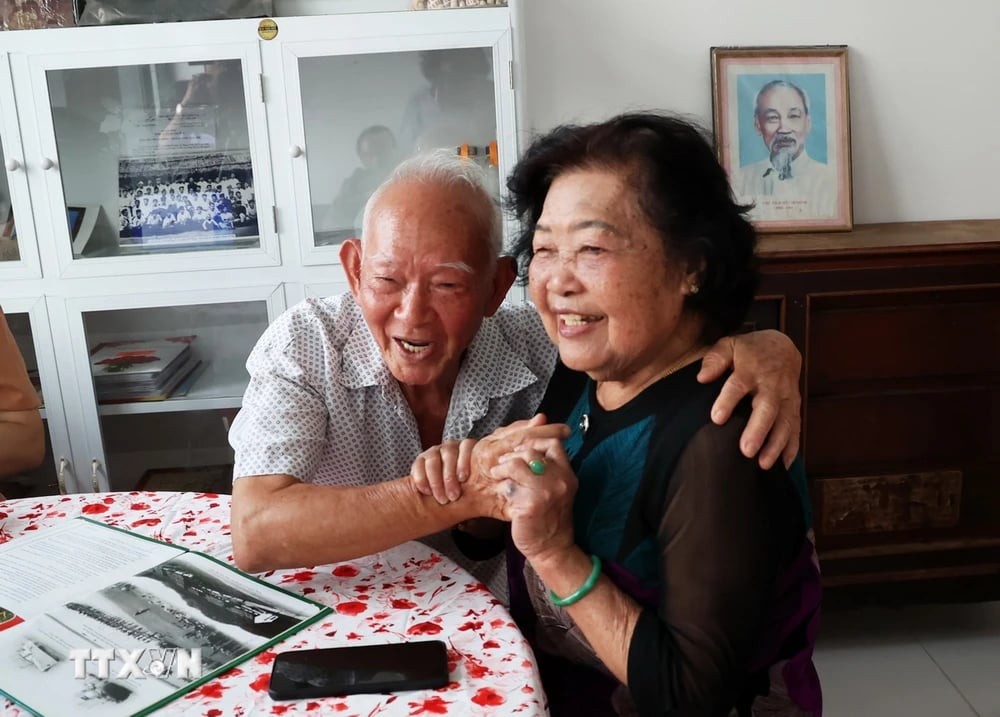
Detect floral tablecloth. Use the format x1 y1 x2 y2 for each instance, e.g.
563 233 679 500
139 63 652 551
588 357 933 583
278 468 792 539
0 491 548 716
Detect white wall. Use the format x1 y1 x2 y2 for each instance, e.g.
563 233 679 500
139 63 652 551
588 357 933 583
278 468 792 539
517 0 1000 224
276 0 999 224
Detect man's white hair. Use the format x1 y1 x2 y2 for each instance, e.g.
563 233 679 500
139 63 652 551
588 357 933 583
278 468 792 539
754 79 811 118
360 149 502 258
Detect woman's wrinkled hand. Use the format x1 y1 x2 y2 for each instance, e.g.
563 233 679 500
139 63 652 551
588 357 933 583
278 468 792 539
410 414 570 506
491 436 577 563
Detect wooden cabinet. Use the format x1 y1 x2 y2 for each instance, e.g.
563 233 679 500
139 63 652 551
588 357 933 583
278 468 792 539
757 219 1000 589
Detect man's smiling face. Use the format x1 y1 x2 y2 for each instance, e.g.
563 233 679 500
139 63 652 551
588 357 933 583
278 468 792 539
341 178 507 394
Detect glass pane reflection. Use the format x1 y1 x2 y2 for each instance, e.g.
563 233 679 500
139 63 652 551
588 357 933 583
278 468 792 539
301 47 499 247
47 59 260 259
0 141 19 263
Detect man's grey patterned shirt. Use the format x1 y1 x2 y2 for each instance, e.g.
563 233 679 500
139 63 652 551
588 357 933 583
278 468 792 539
230 294 558 597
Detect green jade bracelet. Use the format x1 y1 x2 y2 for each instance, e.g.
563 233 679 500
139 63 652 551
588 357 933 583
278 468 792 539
550 554 603 607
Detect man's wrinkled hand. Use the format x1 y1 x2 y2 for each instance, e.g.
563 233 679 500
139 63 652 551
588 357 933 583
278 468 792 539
698 330 802 469
410 414 570 505
411 438 476 505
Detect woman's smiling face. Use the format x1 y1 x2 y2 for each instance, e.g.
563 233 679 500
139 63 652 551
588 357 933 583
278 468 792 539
528 168 699 393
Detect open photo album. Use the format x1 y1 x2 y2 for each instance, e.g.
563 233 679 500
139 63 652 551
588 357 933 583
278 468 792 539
0 519 329 717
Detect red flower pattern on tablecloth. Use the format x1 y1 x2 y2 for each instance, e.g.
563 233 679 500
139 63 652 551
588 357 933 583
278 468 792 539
188 682 226 700
465 656 491 678
472 687 506 706
407 621 443 636
409 695 451 714
0 491 548 717
255 649 277 664
336 600 367 616
248 673 271 692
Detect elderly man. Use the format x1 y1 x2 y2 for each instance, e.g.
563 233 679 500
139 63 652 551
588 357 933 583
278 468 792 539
229 152 802 595
735 79 837 218
0 308 44 489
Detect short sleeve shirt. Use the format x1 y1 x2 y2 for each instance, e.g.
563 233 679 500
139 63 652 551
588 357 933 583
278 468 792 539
229 295 558 594
0 308 40 412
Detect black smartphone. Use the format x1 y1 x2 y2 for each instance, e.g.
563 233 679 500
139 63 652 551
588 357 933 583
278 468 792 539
268 640 450 700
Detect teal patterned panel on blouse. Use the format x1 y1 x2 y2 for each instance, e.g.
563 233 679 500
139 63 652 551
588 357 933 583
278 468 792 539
565 393 660 586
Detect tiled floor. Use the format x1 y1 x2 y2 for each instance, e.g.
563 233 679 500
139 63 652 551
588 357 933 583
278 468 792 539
816 600 1000 716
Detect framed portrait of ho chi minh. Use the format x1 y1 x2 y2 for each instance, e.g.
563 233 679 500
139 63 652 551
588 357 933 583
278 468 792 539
711 46 852 233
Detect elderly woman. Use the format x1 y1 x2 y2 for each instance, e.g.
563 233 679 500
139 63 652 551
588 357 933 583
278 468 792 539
414 113 821 715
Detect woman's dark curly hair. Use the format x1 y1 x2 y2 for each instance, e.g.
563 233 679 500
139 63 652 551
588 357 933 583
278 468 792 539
506 112 758 345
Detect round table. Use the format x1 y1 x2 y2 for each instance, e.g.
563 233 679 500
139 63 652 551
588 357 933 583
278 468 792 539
0 491 548 716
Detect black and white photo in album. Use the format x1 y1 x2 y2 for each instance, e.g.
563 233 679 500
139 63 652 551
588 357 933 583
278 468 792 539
117 151 258 250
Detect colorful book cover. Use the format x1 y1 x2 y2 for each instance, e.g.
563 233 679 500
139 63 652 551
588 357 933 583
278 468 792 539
89 337 195 379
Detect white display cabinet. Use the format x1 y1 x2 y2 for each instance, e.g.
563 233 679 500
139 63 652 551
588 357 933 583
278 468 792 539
0 8 519 494
0 297 77 497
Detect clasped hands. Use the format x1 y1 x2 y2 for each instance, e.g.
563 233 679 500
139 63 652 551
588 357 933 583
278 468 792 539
411 414 576 560
410 328 803 557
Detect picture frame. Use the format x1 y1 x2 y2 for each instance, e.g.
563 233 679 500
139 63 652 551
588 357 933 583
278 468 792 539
117 150 258 253
711 45 852 233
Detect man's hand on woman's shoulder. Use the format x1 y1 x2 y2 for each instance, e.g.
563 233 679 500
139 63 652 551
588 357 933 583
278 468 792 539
698 329 802 470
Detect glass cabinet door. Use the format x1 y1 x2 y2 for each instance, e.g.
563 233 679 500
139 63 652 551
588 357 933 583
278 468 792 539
300 48 500 247
269 12 517 264
0 51 41 281
1 300 75 496
63 287 282 492
50 59 259 257
16 27 279 278
0 143 20 265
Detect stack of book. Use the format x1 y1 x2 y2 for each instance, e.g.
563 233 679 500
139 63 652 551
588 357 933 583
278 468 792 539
89 336 201 403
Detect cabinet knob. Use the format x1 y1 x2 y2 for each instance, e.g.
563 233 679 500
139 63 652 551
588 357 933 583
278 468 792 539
288 145 303 158
5 158 21 172
40 157 56 170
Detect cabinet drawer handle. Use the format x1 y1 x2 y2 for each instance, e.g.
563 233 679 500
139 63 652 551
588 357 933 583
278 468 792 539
91 459 101 492
5 158 21 172
40 157 56 170
57 457 69 494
